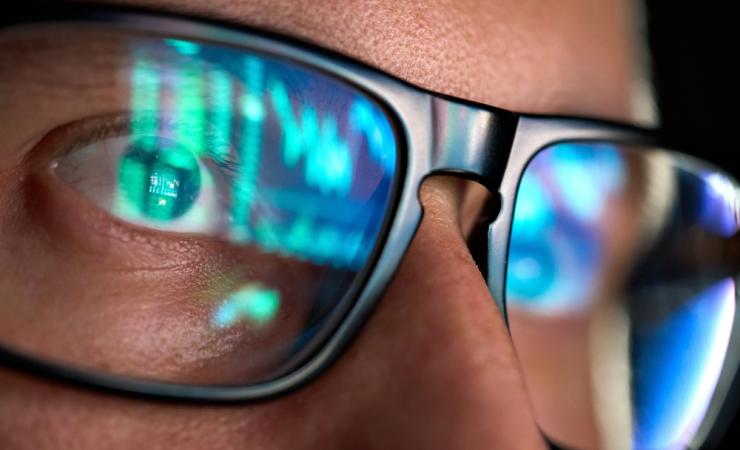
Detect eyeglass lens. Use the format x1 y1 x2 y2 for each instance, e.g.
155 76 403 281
0 25 398 385
507 142 739 449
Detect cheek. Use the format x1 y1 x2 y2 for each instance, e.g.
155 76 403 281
0 370 281 450
0 168 325 384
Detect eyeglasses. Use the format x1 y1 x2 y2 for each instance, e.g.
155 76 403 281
1 4 738 449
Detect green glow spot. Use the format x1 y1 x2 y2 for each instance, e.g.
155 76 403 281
213 285 281 328
165 38 201 56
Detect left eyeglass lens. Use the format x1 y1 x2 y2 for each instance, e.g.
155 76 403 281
0 24 398 385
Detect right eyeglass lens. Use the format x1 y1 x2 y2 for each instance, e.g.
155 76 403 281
506 142 739 450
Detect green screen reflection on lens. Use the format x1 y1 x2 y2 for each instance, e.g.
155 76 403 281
231 56 266 242
213 284 281 328
118 36 395 375
121 38 395 270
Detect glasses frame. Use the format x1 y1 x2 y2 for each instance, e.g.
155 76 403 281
1 4 738 449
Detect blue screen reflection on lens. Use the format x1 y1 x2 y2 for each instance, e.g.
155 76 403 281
507 142 739 450
507 143 625 314
632 278 735 449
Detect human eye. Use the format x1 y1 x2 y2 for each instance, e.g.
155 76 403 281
54 125 224 235
54 125 225 236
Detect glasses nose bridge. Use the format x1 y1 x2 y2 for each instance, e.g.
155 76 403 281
428 97 518 192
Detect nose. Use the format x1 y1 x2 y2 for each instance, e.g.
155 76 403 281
275 176 547 449
0 176 547 450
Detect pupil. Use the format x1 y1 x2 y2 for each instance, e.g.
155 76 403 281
117 140 201 221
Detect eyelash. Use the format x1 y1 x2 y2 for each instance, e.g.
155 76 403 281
30 112 239 166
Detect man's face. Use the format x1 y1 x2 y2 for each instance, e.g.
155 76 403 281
0 0 636 448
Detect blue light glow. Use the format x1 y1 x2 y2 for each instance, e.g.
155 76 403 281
350 99 396 172
270 81 353 196
632 278 735 449
507 242 557 301
165 38 201 56
511 174 554 238
120 38 395 270
700 172 739 237
551 144 625 224
230 56 266 243
213 284 281 328
507 143 623 313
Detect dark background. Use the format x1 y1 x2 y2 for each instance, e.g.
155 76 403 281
646 1 738 174
645 1 739 448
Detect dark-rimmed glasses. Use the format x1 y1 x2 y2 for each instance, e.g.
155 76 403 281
1 5 738 450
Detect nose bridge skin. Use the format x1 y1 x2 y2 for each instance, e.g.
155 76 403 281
291 92 539 447
259 175 548 450
278 99 544 450
235 92 543 446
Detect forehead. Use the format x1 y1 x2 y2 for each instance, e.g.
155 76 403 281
87 0 636 120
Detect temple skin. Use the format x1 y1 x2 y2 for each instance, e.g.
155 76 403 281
0 0 636 448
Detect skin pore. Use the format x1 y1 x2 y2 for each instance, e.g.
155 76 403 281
0 0 636 449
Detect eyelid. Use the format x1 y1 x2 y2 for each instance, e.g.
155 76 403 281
24 113 134 170
26 111 231 170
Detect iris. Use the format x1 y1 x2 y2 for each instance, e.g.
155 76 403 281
117 140 201 221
